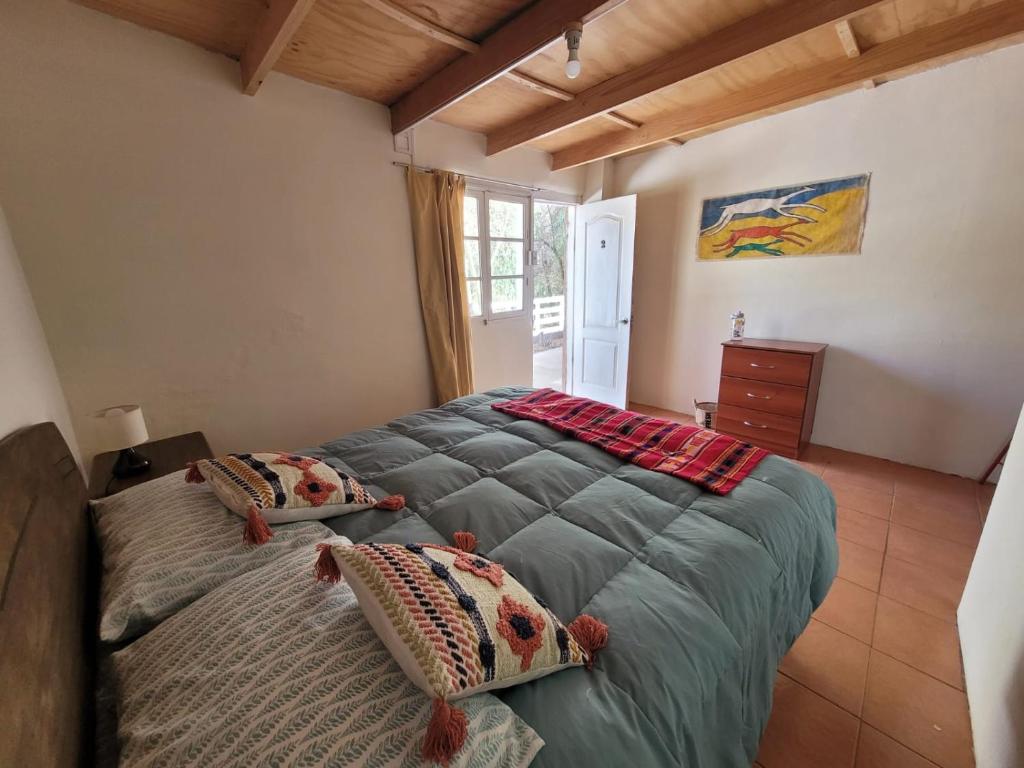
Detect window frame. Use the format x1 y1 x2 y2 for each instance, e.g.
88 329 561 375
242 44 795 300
463 191 484 318
463 188 532 323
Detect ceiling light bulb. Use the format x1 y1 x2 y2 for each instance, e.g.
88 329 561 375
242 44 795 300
564 22 583 81
565 55 581 79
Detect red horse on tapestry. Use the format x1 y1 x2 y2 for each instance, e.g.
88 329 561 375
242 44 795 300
713 222 812 252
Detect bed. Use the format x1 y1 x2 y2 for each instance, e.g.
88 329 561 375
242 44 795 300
1 386 837 767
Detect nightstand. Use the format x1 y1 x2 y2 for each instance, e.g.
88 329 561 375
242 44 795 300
89 431 212 499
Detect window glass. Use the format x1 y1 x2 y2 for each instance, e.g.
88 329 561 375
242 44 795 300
489 199 524 239
463 196 479 237
490 241 523 277
464 239 481 278
491 278 523 314
466 280 482 317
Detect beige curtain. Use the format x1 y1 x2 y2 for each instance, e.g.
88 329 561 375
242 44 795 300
406 168 475 404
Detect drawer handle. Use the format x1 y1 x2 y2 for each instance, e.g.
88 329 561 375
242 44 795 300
743 420 769 429
749 362 776 369
746 392 774 400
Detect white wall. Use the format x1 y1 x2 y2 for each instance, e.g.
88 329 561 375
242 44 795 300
470 316 534 392
0 0 583 462
959 405 1024 768
0 205 80 463
413 120 584 198
613 44 1024 477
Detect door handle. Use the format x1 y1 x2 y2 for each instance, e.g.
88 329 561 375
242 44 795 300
620 319 630 325
743 420 769 429
749 362 776 369
746 392 774 400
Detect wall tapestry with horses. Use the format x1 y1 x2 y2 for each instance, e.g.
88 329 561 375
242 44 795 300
696 174 870 260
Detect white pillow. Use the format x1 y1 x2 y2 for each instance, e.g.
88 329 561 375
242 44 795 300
111 540 544 768
91 470 332 642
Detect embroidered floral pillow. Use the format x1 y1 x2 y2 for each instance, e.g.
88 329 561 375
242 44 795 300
186 452 404 544
315 535 608 765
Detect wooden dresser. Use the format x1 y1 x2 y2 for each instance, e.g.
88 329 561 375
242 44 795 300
716 339 827 459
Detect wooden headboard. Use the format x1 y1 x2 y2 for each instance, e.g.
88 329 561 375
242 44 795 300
0 422 92 766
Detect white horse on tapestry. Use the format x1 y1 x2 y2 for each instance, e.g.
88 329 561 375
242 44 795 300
700 186 827 236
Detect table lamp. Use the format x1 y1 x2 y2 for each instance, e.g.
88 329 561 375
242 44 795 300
94 405 152 478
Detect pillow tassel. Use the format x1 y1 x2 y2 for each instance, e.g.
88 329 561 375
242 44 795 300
243 505 273 545
568 614 609 670
314 543 341 583
184 462 204 483
452 530 477 553
422 698 467 766
374 494 405 511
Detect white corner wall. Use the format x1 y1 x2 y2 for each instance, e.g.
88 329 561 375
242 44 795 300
0 0 583 462
958 404 1024 768
0 205 80 462
613 44 1024 477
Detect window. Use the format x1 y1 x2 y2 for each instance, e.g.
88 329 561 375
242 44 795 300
463 195 483 316
463 191 529 320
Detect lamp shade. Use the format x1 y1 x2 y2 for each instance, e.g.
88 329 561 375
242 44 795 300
93 405 149 451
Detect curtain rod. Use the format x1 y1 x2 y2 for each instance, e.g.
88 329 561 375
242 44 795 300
391 161 542 193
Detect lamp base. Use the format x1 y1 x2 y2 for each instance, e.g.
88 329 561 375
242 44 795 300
112 447 152 479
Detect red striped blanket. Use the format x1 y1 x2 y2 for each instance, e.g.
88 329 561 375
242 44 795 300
491 389 768 495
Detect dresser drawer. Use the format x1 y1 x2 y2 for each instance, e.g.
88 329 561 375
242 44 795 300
718 376 807 418
717 404 801 450
722 346 811 387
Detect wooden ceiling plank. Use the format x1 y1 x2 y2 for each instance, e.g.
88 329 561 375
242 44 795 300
486 0 889 155
388 0 630 134
358 0 480 54
241 0 318 95
551 0 1024 170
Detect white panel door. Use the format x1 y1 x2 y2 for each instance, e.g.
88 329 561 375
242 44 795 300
569 194 636 407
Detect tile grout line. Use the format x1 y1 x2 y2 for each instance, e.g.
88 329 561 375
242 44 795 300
852 500 890 766
888 516 982 549
789 629 958 766
816 603 964 691
818 500 968 691
776 671 940 768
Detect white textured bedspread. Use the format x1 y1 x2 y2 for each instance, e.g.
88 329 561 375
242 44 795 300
112 538 543 767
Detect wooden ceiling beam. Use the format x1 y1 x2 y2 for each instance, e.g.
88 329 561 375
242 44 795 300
834 19 877 89
240 0 318 95
388 0 630 135
503 70 573 100
550 0 1024 170
834 18 861 58
349 5 682 150
486 0 888 156
501 71 682 144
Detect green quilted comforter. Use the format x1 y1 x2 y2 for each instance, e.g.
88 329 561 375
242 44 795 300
307 387 838 768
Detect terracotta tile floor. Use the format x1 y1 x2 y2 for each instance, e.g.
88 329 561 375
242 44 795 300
628 404 990 768
763 444 987 768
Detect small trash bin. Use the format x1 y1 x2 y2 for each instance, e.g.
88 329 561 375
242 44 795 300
693 400 718 430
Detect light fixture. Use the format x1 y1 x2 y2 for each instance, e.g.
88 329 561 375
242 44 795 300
564 22 583 80
94 404 152 479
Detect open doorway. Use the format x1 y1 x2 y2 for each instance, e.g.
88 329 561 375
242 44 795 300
531 201 574 391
